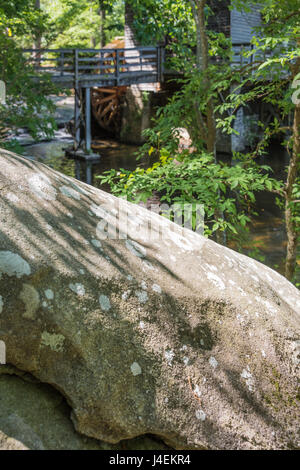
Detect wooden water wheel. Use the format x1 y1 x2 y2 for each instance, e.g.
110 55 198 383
91 86 127 133
91 37 127 134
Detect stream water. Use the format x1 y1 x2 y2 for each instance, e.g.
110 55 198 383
18 95 292 280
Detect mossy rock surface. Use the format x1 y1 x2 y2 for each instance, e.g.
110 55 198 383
0 148 299 450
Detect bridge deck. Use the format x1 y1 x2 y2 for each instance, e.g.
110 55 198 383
23 47 163 88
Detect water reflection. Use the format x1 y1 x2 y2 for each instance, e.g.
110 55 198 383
246 142 288 275
23 138 75 178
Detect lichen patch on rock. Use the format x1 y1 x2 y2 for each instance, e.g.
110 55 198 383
69 283 85 297
130 362 142 376
0 251 31 279
41 332 65 352
27 173 57 201
19 284 40 320
59 186 81 200
99 294 111 311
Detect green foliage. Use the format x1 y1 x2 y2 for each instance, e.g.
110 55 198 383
0 3 59 146
230 0 300 282
1 0 298 280
0 0 48 38
128 0 195 47
99 0 299 282
97 149 281 244
41 0 124 48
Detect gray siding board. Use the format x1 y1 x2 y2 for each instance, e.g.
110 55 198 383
231 5 261 44
125 2 139 49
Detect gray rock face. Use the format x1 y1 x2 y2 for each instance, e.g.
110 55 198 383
0 367 168 450
0 149 299 450
0 370 102 450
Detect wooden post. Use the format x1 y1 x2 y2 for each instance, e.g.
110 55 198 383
74 49 81 150
139 50 143 72
250 43 254 67
86 162 93 185
74 87 81 150
157 46 161 83
115 49 120 86
160 46 165 83
99 50 102 75
60 51 64 76
75 48 78 82
85 87 91 152
75 161 81 180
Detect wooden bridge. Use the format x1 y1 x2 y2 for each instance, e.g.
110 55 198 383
23 46 165 154
22 43 254 88
22 44 255 158
23 46 164 87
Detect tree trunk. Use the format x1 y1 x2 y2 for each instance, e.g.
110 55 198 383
190 0 216 157
190 0 202 69
285 100 300 280
189 0 224 245
99 3 106 48
35 0 41 49
34 0 42 67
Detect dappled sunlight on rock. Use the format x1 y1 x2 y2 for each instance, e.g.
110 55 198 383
0 149 299 450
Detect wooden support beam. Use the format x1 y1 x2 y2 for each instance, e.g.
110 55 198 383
85 87 91 152
157 46 161 83
60 51 65 76
75 161 81 180
74 87 81 149
74 49 81 150
115 49 120 86
86 162 92 185
64 147 101 186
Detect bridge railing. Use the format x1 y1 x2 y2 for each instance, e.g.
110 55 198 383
22 43 272 86
22 48 75 75
22 47 163 86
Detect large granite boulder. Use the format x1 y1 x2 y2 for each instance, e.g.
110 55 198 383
0 149 299 450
